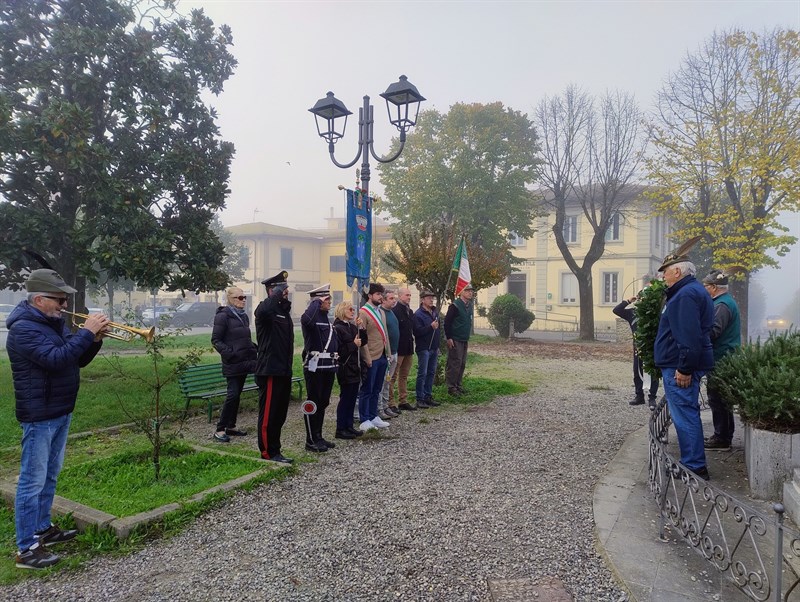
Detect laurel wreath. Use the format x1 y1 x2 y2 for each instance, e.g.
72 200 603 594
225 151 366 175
633 279 667 379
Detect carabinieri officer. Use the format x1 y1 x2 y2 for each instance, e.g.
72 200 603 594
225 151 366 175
254 271 294 464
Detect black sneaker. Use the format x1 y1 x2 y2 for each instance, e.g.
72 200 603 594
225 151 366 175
268 453 294 464
319 438 336 449
347 427 364 438
335 430 356 440
425 398 441 407
693 466 711 480
305 441 328 453
15 544 60 570
398 403 418 411
35 524 78 546
629 396 645 406
225 428 248 437
213 431 231 443
415 400 433 409
704 436 732 450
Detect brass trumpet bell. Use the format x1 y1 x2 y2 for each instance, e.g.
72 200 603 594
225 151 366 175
62 311 155 343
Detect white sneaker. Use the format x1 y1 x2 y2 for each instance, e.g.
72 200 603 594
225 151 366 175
371 416 391 428
359 420 376 432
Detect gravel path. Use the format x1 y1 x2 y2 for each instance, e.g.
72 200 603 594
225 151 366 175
2 344 647 601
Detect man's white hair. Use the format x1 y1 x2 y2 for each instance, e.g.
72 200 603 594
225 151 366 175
671 261 696 277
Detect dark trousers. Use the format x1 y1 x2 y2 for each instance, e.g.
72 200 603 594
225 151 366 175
633 350 659 400
256 375 291 460
303 369 335 443
336 382 360 431
707 380 735 443
446 340 468 393
216 374 247 432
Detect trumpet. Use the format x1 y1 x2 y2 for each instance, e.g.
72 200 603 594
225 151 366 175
62 311 155 343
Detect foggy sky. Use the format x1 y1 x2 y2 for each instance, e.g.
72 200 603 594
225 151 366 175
180 0 799 313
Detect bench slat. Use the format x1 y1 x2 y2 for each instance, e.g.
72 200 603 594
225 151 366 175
179 362 303 422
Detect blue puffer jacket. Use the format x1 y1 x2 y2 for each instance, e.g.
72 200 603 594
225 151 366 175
6 301 102 423
654 275 714 374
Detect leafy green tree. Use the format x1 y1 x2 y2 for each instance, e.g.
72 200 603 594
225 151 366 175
378 102 543 293
535 86 647 340
0 0 237 311
487 293 535 338
383 222 513 307
647 28 800 339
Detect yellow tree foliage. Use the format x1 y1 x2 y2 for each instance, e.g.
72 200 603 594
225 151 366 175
648 28 800 271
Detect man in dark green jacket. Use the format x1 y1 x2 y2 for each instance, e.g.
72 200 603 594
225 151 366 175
444 284 474 396
702 270 741 450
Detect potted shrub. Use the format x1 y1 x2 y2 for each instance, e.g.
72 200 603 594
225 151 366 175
710 329 800 499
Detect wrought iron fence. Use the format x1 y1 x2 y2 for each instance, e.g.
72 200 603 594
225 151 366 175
648 397 800 601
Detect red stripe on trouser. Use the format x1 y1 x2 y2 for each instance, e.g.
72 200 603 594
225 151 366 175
261 376 273 458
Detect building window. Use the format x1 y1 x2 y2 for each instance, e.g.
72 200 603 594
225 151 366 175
280 247 293 270
329 255 346 272
507 273 526 303
560 272 578 304
508 231 525 247
605 212 622 242
241 246 251 269
332 291 343 306
603 272 619 304
563 215 578 243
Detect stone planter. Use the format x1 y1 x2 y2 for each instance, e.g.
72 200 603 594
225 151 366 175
744 423 800 500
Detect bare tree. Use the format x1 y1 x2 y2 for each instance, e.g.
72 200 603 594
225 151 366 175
535 86 646 340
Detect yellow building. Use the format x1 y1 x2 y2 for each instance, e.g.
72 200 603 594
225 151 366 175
475 190 674 333
226 216 396 319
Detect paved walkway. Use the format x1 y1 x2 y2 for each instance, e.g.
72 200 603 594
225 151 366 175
595 410 774 601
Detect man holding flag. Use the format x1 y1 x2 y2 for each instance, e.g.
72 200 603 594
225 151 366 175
444 238 474 397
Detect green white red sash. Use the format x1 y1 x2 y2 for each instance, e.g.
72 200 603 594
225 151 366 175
360 303 387 346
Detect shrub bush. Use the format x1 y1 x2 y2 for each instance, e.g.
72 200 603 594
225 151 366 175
710 329 800 432
487 294 535 338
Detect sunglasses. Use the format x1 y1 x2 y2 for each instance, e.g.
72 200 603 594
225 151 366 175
231 296 246 301
41 295 69 305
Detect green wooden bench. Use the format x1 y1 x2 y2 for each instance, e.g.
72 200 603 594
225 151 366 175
178 363 304 422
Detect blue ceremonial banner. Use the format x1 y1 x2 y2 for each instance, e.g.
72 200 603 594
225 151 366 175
345 188 372 291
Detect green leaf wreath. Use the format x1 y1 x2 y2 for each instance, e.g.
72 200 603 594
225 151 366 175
633 279 667 379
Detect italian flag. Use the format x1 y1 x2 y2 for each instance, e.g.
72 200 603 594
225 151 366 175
452 237 472 296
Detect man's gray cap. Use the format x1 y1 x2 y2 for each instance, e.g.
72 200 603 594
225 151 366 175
25 269 77 294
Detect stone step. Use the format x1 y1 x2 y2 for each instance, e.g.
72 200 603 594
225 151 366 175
783 474 800 526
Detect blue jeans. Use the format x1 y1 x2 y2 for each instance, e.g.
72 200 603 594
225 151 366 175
358 355 388 422
415 349 439 401
15 413 72 551
662 367 707 471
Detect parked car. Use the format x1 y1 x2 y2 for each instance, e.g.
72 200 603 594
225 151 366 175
169 302 219 327
766 315 788 331
141 305 176 325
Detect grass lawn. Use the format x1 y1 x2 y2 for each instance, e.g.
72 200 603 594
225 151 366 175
57 442 267 516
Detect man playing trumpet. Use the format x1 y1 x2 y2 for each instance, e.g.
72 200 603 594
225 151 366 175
6 269 110 569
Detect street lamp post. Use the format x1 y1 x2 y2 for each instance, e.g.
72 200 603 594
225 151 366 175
309 75 425 200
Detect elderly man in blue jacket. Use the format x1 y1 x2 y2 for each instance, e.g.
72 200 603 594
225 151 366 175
7 269 109 569
655 254 714 480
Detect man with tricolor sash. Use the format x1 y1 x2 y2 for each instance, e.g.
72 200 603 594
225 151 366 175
357 283 391 431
